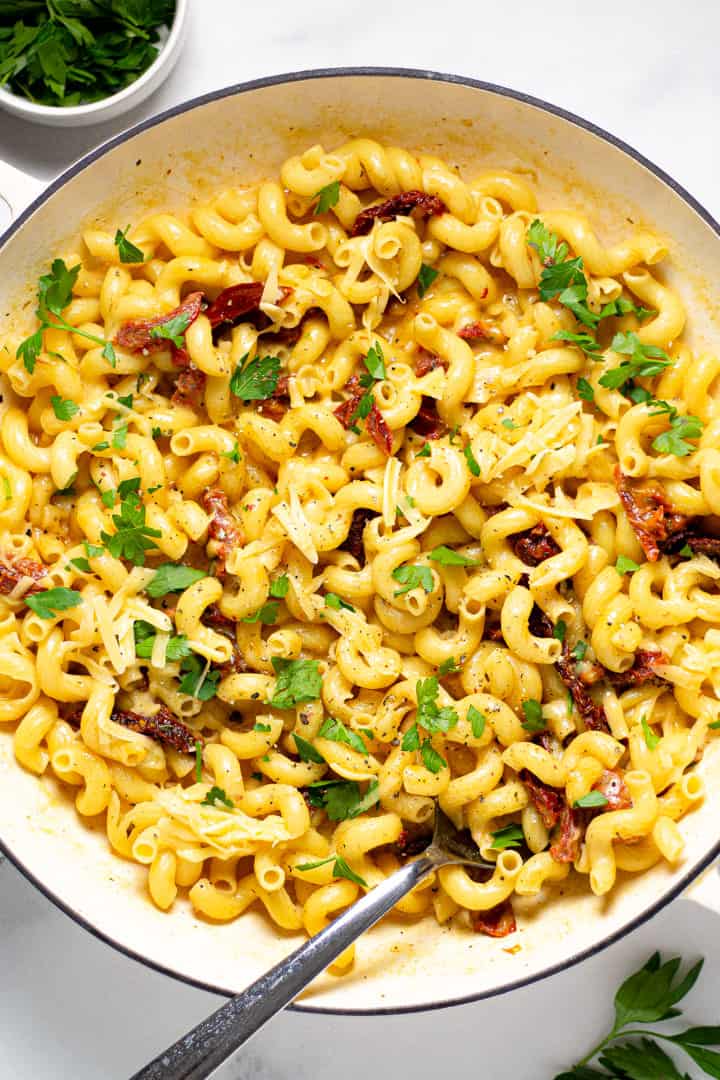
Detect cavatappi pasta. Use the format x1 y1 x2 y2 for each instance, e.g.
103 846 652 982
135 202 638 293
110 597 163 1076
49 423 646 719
0 139 716 960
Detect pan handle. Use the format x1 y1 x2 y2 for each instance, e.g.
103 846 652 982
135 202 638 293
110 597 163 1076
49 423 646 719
0 159 45 224
684 858 720 915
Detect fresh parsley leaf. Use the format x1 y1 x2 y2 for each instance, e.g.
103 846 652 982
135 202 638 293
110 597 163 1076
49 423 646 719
222 440 242 464
614 952 703 1030
463 442 481 477
429 545 480 567
577 377 595 402
100 487 116 508
553 330 604 360
521 699 545 733
417 263 439 298
306 779 380 821
416 443 431 458
351 391 374 424
271 657 322 709
318 716 367 754
572 641 588 662
553 620 567 642
98 492 160 570
270 574 289 599
50 395 79 421
416 676 459 734
325 592 355 612
574 791 609 809
392 564 434 596
111 421 128 449
467 704 486 739
117 477 140 498
25 586 82 620
438 657 459 676
641 716 661 751
242 602 279 625
254 722 272 733
501 418 517 431
421 739 446 773
297 854 367 887
600 1038 689 1080
201 785 234 810
599 333 672 390
178 655 220 701
314 180 340 215
616 555 641 575
292 732 325 764
146 564 206 598
133 620 191 661
195 740 203 783
68 557 91 573
599 296 656 322
679 543 693 558
149 310 193 350
527 219 568 265
363 341 386 381
652 414 704 457
230 353 282 401
491 824 524 850
401 725 420 751
16 328 43 374
93 441 110 453
114 226 145 264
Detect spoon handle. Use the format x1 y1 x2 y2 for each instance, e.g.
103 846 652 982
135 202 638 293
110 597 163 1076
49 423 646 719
132 853 438 1080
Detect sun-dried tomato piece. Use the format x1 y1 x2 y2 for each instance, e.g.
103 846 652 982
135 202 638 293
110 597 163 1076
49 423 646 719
113 704 199 753
365 402 393 455
615 468 689 563
521 770 564 829
593 769 632 811
0 557 48 597
550 806 584 863
513 525 561 567
116 292 204 353
202 604 237 635
408 398 446 439
473 900 517 937
333 375 364 429
350 191 447 237
458 320 507 346
414 350 446 378
172 365 206 408
556 639 610 733
607 649 669 692
340 508 377 565
201 488 241 570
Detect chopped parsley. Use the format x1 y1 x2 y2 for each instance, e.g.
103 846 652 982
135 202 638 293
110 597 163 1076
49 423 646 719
463 442 481 477
325 592 355 612
491 824 524 850
25 587 82 620
270 657 322 709
438 657 459 676
243 602 279 625
114 226 145 264
416 676 459 733
201 785 234 810
306 779 380 821
133 620 191 661
616 555 641 575
574 791 610 809
292 732 325 764
230 352 282 401
100 489 161 565
598 332 672 390
147 564 207 598
270 574 289 599
392 564 433 596
642 716 661 750
178 655 220 701
416 443 431 458
467 705 486 739
313 180 340 215
652 413 704 457
195 740 203 783
50 395 79 421
318 716 367 754
553 620 567 642
149 310 193 350
429 545 480 567
296 854 367 888
417 263 439 298
521 699 545 733
577 377 595 402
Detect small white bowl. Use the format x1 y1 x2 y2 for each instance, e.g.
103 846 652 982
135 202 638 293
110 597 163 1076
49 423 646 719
0 0 187 127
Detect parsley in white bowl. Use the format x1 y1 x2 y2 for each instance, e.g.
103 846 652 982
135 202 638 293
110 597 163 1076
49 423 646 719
0 0 187 127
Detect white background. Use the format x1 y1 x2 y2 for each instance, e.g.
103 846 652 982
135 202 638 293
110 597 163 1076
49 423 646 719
1 1 720 1076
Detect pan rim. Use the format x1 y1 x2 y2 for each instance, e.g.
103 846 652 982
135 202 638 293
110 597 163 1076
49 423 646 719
1 64 719 1017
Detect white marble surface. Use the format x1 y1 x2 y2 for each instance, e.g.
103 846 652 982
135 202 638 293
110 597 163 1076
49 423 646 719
1 1 720 1076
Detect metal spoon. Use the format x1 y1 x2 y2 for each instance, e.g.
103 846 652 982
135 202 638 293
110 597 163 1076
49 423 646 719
133 808 493 1080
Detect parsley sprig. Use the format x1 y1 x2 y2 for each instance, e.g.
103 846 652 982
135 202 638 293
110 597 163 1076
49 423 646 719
306 779 380 821
100 488 161 566
555 952 719 1080
296 853 367 888
598 332 672 390
17 259 115 373
230 352 282 401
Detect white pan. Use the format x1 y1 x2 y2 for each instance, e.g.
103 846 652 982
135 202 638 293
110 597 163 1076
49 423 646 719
1 68 720 1014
